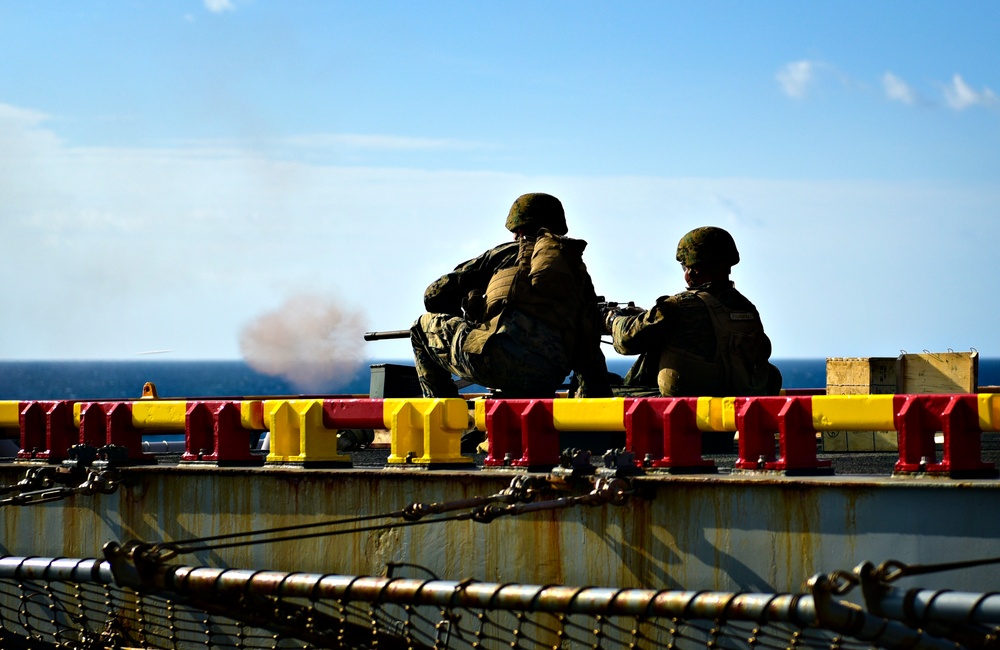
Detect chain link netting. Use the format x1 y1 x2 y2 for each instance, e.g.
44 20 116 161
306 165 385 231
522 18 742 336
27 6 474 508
0 577 862 650
3 555 995 650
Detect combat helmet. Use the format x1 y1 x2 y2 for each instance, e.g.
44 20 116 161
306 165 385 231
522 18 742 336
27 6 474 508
505 193 568 235
675 226 740 268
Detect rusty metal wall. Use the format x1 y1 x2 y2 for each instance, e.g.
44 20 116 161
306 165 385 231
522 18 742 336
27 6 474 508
1 465 998 595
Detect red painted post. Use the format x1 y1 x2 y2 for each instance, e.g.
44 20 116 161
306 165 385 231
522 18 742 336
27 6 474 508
769 397 831 473
734 398 777 470
936 395 994 476
77 402 107 449
183 401 215 462
894 394 996 477
624 398 661 466
483 400 560 469
104 403 157 464
512 400 560 470
625 398 714 472
735 397 831 474
483 400 523 467
44 401 79 463
16 401 48 460
893 395 941 473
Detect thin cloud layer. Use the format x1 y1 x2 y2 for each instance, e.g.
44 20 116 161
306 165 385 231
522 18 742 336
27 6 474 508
0 93 998 360
282 133 485 152
776 61 816 99
204 0 235 13
944 74 999 111
781 63 998 114
882 72 916 105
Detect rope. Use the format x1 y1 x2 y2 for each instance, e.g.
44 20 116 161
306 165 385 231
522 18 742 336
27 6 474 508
876 557 1000 583
153 476 630 558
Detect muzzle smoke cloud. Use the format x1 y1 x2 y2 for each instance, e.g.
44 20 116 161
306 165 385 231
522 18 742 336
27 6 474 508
239 293 369 393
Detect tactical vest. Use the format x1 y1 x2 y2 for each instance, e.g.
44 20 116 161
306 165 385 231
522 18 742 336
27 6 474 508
465 230 587 355
656 290 772 397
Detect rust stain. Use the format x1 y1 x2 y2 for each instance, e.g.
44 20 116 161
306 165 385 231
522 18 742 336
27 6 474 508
3 466 1000 595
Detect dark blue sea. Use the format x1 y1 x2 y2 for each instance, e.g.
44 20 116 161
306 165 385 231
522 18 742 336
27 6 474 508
0 358 998 401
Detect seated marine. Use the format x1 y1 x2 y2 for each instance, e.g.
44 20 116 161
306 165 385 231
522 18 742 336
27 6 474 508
603 226 782 397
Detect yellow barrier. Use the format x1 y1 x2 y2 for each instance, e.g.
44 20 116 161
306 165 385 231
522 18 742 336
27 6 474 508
264 399 350 466
0 401 20 429
811 395 896 431
696 397 738 432
551 398 625 432
385 398 472 466
130 401 188 429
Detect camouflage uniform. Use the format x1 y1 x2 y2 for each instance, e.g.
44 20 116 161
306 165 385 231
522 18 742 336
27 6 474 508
609 281 779 397
607 226 781 398
410 197 610 398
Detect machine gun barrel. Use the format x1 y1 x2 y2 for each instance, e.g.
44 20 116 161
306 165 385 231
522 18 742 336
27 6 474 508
364 329 412 341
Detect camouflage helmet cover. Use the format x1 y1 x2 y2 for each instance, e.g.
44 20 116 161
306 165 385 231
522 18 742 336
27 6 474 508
675 226 740 268
504 193 568 235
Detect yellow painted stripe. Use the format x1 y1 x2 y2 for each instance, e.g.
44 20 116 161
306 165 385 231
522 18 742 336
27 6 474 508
474 399 487 432
130 401 188 429
0 401 20 428
552 398 625 431
240 401 265 430
979 393 1000 431
696 397 737 432
812 395 895 431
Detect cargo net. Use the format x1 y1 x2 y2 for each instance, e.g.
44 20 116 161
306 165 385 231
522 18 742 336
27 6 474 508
1 556 998 650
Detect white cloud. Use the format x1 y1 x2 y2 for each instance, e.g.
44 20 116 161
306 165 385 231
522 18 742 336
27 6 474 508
0 102 49 126
204 0 236 13
944 74 999 110
776 60 816 99
882 72 915 105
282 133 485 152
1 101 999 361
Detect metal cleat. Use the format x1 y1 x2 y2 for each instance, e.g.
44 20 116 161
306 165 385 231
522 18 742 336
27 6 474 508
597 448 644 479
549 447 596 480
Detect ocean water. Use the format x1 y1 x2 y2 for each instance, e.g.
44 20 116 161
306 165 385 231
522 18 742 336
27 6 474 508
0 358 997 400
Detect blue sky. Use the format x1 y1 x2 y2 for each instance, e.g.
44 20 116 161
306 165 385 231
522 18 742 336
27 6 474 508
1 1 998 389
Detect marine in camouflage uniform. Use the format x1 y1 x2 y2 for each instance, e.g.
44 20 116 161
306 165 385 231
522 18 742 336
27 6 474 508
604 226 782 397
410 193 611 398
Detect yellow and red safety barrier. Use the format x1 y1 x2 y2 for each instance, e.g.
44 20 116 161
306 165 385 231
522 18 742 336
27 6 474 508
1 394 999 477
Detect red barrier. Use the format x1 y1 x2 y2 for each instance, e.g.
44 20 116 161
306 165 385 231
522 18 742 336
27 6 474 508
625 398 715 472
483 400 561 469
9 394 1000 479
183 402 263 465
734 397 832 474
322 399 386 429
16 401 77 462
102 403 158 464
893 394 996 477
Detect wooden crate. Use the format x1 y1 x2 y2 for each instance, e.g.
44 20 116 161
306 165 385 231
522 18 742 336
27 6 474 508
823 357 898 452
821 352 979 453
898 351 978 393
